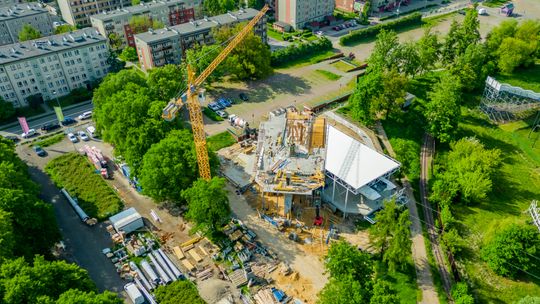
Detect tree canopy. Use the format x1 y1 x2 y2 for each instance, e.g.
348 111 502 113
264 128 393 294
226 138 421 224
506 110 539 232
182 177 231 234
370 279 399 304
203 0 236 16
147 64 186 101
54 24 77 34
482 223 540 278
317 275 371 304
18 24 41 41
155 281 205 304
0 97 15 122
55 289 122 304
424 73 462 143
325 241 373 283
118 47 138 62
129 15 164 34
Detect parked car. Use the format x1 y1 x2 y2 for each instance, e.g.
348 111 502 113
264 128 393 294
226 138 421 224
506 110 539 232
41 123 61 132
3 135 19 142
78 111 92 120
217 98 231 108
21 129 37 139
67 133 78 143
33 145 46 157
315 31 323 36
208 102 223 111
78 131 90 141
333 26 340 31
61 117 77 126
216 110 228 118
239 93 249 101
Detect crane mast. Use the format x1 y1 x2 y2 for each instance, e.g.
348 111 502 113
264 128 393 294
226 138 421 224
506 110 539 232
162 5 269 180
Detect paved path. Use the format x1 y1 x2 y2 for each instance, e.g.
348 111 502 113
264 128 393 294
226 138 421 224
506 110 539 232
420 134 453 299
375 122 440 304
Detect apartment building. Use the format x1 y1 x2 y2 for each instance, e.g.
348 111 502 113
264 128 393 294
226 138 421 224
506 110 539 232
57 0 131 27
0 3 55 46
0 28 111 107
0 0 19 8
91 0 199 48
335 0 355 13
135 8 266 71
277 0 334 29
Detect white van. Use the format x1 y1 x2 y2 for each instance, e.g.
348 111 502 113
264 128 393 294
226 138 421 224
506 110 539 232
78 111 92 120
86 126 96 137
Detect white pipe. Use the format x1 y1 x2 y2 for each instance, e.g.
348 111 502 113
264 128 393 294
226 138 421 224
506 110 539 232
134 278 158 304
156 248 183 279
151 250 176 282
148 252 172 284
140 260 159 284
130 261 154 290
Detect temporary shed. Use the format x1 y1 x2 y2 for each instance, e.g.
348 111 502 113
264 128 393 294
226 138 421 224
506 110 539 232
109 208 144 234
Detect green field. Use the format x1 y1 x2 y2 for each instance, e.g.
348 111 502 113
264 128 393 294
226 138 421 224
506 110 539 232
332 60 356 73
45 153 123 220
267 28 284 41
315 69 342 81
495 64 540 93
207 131 236 151
274 50 336 69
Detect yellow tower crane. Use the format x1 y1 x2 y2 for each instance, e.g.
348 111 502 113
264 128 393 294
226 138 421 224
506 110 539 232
162 5 269 180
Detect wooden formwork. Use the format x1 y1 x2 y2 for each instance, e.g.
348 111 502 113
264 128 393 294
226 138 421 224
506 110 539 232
310 117 326 150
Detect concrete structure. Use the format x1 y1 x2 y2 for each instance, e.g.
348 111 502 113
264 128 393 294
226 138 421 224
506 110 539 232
90 0 199 48
0 27 110 108
335 0 355 13
57 0 131 27
0 3 54 46
276 0 334 29
322 126 401 217
134 8 266 71
109 207 144 234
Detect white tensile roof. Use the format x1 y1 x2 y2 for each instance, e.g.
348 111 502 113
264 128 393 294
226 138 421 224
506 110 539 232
325 126 400 190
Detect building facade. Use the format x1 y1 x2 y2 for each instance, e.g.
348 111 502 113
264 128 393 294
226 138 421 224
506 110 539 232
335 0 355 13
0 3 55 46
135 8 267 71
91 0 199 49
0 28 111 107
276 0 334 29
57 0 131 27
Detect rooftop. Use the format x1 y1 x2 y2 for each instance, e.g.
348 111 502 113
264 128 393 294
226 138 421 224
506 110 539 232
109 207 141 224
134 8 260 43
254 108 326 195
90 0 189 22
0 3 48 21
0 28 105 65
325 126 400 190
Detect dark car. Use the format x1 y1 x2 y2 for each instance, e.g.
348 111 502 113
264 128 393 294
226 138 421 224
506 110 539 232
3 135 19 142
239 93 249 101
33 145 46 157
61 117 77 126
41 123 61 132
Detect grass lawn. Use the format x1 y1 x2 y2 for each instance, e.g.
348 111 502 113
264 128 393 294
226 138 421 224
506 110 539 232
452 107 540 303
495 64 540 93
332 60 356 73
33 133 64 147
45 153 123 220
207 131 236 151
202 107 224 121
305 77 357 108
315 69 342 81
267 29 284 41
375 260 419 303
274 50 336 69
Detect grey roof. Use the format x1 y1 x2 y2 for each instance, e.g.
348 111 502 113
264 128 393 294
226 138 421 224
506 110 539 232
91 0 189 22
135 8 260 44
0 28 106 65
0 3 48 21
109 207 140 224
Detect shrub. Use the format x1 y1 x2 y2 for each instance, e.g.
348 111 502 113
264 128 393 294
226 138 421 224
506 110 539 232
271 37 333 67
340 12 422 46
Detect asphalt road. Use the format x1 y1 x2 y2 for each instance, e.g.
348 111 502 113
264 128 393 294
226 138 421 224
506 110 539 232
19 143 125 296
0 101 94 135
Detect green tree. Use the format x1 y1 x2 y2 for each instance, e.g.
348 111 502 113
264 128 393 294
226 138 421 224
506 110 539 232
442 228 464 255
416 27 441 75
367 30 400 72
185 43 224 82
0 209 14 260
317 275 371 304
203 0 224 15
348 70 383 125
370 200 398 256
118 47 138 62
0 256 96 304
424 73 461 143
450 43 493 92
325 240 373 283
106 51 126 73
182 177 231 234
18 24 41 41
108 33 123 50
396 41 421 77
370 279 399 304
482 223 540 278
442 20 461 62
371 69 408 119
54 24 77 34
247 0 265 9
56 290 122 304
383 209 412 273
213 23 272 80
154 281 205 304
0 98 15 121
485 20 518 56
147 64 186 101
129 15 164 34
516 296 540 304
390 138 420 181
460 8 481 51
139 130 200 202
451 282 474 304
497 37 537 73
131 0 140 5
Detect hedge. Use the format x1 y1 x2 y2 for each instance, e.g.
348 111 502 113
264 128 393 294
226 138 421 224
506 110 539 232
339 12 423 46
271 37 333 67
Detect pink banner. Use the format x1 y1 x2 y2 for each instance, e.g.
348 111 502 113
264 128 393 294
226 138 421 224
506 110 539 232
17 117 29 133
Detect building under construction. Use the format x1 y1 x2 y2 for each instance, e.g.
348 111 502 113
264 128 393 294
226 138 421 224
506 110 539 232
254 107 401 220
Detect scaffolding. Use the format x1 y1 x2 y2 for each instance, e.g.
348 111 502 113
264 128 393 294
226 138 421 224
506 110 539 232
480 76 540 123
529 201 540 233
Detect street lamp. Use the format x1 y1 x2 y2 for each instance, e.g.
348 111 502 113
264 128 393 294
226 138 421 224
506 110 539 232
51 90 61 108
